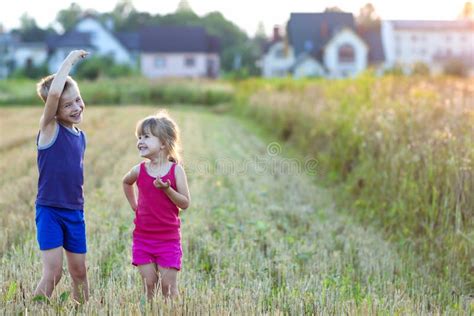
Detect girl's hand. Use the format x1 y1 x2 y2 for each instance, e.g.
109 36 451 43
66 50 89 65
153 177 171 191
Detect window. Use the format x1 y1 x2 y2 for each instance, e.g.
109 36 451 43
184 57 195 67
275 48 285 58
338 44 355 63
154 57 166 68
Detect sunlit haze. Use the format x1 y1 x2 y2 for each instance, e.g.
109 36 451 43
0 0 469 36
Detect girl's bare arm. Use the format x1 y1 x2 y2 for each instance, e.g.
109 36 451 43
160 164 191 210
122 164 140 212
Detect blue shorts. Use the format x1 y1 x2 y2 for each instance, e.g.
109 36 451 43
35 204 87 253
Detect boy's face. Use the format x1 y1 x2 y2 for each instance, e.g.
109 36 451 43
56 85 85 127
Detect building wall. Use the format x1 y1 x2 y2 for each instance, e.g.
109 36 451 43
382 21 474 73
13 44 48 68
261 42 295 77
141 52 219 78
293 58 325 78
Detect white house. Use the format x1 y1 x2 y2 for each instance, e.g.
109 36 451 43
262 12 381 78
291 52 325 78
13 42 48 69
261 40 295 77
381 20 474 74
322 28 368 77
48 16 135 72
0 33 15 78
139 26 220 78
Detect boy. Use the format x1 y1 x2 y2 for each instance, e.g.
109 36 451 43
34 50 89 302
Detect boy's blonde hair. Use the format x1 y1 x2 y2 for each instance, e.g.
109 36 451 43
136 110 182 163
36 75 78 103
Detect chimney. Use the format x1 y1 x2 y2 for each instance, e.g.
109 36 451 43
273 25 281 41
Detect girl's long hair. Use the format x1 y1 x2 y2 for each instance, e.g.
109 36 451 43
135 110 182 163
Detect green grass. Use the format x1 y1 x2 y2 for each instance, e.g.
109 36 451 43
0 106 472 313
232 74 474 300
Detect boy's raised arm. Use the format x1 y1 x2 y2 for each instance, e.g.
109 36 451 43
40 50 88 130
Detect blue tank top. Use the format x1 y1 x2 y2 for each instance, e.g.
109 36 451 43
36 123 86 210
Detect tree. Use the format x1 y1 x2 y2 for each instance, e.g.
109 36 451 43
324 7 344 13
458 1 474 20
100 0 149 31
356 3 381 29
12 13 49 42
200 12 249 71
56 2 83 32
253 21 267 58
176 0 193 13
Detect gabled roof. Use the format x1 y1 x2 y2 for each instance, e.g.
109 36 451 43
287 12 356 59
139 26 220 53
47 31 93 50
116 32 140 51
390 20 474 31
290 52 324 72
359 27 385 64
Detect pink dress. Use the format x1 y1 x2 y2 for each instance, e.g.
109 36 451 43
132 162 182 269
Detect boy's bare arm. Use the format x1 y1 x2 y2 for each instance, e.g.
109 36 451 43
40 50 88 130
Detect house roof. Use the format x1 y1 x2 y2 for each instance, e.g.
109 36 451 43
359 27 385 64
390 20 474 31
116 32 140 51
47 31 93 50
287 12 356 59
290 52 324 71
139 26 220 53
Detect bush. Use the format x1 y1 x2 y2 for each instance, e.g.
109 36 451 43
74 56 135 80
443 59 467 77
10 63 49 79
412 62 430 76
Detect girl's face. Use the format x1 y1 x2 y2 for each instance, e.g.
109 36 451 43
137 129 165 159
57 86 85 128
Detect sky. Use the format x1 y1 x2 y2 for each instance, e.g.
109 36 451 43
0 0 469 36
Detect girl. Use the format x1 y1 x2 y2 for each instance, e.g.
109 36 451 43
122 110 190 300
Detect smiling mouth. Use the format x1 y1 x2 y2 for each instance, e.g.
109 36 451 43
70 112 82 119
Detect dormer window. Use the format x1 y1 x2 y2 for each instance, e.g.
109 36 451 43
275 48 285 58
338 44 355 63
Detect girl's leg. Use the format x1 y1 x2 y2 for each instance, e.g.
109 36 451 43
157 266 179 299
137 263 159 299
65 251 89 303
34 247 63 298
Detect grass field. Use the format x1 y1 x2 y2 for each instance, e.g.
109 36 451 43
0 106 472 314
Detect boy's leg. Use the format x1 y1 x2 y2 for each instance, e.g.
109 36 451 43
157 266 179 299
34 247 63 298
137 263 158 299
65 251 88 303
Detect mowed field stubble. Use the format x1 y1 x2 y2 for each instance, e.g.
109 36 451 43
0 106 471 314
